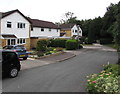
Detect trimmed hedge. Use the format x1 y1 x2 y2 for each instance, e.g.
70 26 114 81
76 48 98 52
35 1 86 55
48 39 67 48
66 40 78 50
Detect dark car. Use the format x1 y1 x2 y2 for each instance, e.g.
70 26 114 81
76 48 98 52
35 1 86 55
0 50 21 78
3 45 28 60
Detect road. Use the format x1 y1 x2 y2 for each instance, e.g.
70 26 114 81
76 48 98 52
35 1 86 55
2 46 118 92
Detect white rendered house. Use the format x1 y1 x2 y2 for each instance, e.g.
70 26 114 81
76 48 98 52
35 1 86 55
0 9 31 50
29 18 60 48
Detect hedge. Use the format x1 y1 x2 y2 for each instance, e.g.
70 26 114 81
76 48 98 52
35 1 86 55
48 39 67 48
66 40 78 50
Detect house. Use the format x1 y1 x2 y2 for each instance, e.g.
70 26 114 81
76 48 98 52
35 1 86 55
29 18 60 49
0 9 31 50
59 23 82 39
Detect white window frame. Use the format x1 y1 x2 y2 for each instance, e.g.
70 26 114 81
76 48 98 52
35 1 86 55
7 39 16 45
17 22 25 29
7 21 12 28
17 38 26 44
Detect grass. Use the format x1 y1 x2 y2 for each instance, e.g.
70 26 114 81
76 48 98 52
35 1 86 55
104 44 119 50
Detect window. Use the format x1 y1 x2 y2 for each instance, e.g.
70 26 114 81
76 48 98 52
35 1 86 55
7 39 16 45
49 28 51 31
17 38 26 44
41 28 44 31
23 39 25 43
75 30 77 33
7 22 12 28
17 23 25 28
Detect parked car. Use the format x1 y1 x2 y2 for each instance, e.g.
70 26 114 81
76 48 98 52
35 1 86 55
3 45 28 60
0 50 21 78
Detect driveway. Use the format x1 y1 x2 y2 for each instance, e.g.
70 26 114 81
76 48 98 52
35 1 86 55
2 45 118 92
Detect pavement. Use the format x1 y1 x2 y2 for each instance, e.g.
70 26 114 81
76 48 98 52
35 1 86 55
20 51 76 70
20 44 117 70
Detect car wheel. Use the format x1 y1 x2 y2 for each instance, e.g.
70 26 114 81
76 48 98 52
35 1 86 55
23 57 27 60
9 67 18 78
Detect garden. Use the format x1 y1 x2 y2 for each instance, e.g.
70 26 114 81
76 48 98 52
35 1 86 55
30 39 83 58
86 64 120 94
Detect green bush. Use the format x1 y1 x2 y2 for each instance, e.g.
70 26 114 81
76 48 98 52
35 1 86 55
100 38 113 44
48 39 67 48
66 40 78 50
87 64 120 93
37 51 44 57
36 40 47 51
45 51 51 55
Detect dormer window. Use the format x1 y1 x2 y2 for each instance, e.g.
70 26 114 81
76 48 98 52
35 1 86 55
7 22 12 28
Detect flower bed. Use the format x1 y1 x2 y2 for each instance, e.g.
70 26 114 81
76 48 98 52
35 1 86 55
86 64 120 93
29 47 64 58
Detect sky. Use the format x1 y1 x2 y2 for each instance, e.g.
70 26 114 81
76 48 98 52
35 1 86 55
0 0 120 23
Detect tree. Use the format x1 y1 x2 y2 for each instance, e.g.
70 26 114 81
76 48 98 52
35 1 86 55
60 12 77 24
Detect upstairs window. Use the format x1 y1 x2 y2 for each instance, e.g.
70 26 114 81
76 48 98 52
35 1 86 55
41 28 44 32
49 28 51 32
17 23 25 28
75 30 77 33
7 22 12 28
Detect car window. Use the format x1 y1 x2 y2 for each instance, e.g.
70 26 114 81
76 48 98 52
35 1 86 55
2 52 16 61
15 46 25 50
3 46 13 49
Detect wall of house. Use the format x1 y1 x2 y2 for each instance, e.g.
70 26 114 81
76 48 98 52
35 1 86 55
60 30 72 37
1 12 31 50
23 38 30 50
31 27 60 37
0 39 7 47
71 25 82 37
30 38 48 49
1 12 30 38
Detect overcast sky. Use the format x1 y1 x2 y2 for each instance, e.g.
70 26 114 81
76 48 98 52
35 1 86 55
0 0 119 23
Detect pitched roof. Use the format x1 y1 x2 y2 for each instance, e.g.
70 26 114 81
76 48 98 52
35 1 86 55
29 18 59 29
1 9 31 23
59 23 75 30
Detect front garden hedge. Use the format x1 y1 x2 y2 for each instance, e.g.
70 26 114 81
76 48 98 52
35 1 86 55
66 39 78 50
48 39 67 48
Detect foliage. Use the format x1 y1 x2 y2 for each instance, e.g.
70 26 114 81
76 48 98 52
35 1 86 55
100 38 113 44
37 51 44 57
87 64 120 93
66 39 78 50
36 40 48 52
48 39 67 48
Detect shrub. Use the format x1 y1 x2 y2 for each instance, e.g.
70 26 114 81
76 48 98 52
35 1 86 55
100 38 113 44
37 51 44 57
45 51 51 55
36 40 47 51
66 40 78 50
87 64 120 93
48 39 67 48
54 47 64 52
